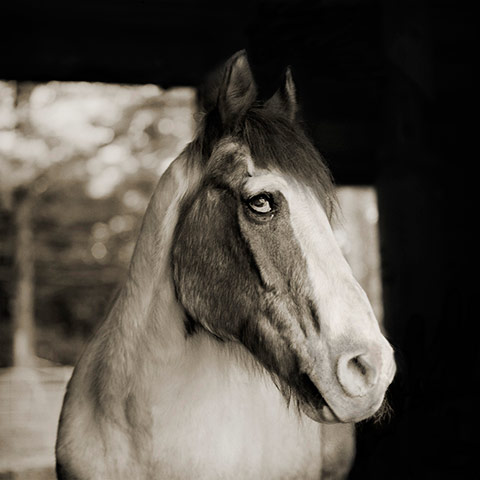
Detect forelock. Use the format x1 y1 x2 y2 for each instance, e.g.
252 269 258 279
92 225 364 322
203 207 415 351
240 107 337 219
193 103 337 219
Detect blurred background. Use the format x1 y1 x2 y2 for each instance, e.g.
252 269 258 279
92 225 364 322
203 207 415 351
0 0 475 479
0 81 196 367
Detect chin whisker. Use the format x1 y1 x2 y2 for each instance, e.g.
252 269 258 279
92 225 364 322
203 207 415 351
372 396 394 425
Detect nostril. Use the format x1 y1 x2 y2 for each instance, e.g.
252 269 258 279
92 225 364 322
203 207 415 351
337 353 379 398
349 356 367 376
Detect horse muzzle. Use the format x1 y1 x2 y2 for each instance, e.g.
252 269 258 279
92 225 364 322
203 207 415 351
300 339 396 424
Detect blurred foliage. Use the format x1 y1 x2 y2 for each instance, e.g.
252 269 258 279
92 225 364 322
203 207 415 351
0 80 195 365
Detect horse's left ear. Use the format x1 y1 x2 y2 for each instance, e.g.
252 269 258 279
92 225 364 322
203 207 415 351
265 67 297 122
217 50 257 127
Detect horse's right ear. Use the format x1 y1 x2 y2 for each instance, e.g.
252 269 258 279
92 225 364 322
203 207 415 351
217 50 257 127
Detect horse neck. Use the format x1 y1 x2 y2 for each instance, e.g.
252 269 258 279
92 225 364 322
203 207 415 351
91 153 201 400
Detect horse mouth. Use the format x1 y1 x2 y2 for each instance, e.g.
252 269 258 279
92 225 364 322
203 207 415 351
296 369 393 424
296 373 340 424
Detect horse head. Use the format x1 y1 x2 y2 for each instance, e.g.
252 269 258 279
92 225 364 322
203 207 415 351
172 51 395 424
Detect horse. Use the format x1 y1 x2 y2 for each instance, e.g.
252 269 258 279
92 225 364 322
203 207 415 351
56 51 396 480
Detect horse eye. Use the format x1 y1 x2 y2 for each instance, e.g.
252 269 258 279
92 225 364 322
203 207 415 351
248 194 272 214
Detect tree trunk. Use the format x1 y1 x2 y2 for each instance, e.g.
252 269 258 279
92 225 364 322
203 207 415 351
12 186 36 366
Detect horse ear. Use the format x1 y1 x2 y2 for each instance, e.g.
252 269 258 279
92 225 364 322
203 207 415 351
265 67 297 122
217 50 257 126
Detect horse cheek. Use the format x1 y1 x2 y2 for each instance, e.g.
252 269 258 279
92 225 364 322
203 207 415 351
172 190 260 340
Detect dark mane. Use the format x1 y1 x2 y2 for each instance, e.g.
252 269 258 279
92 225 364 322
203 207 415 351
192 104 337 219
240 106 337 219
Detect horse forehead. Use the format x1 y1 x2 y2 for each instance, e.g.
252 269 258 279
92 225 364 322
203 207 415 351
207 137 324 214
211 137 250 160
209 139 297 192
208 137 254 178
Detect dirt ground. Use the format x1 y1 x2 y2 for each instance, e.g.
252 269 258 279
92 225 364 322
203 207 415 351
0 366 73 480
